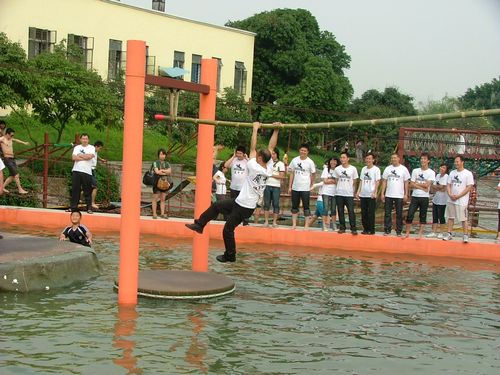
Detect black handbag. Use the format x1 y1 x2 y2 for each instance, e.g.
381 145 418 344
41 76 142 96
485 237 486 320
142 164 155 186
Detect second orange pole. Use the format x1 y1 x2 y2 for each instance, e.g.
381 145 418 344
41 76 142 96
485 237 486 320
192 59 218 272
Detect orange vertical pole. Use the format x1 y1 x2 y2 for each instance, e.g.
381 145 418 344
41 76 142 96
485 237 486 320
118 40 146 305
192 59 218 272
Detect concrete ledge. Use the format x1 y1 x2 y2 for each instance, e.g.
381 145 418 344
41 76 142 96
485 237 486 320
0 233 100 292
1 206 499 263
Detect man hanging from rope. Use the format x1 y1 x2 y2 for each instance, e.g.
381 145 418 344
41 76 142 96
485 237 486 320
186 122 279 263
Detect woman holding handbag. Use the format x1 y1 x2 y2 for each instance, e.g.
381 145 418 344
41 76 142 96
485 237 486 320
152 148 172 219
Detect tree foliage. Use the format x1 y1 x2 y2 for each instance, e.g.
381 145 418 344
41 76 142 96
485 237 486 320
28 42 122 142
227 9 353 150
0 32 31 109
459 77 500 129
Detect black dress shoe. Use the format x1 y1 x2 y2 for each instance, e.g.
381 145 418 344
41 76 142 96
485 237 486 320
351 230 358 235
361 231 369 235
0 234 3 239
216 254 236 263
185 223 203 234
338 229 346 234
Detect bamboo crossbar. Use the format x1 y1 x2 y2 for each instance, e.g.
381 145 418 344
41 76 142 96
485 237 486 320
154 108 500 129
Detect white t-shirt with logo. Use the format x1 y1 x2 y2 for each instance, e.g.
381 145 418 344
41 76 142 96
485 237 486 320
214 170 227 195
229 158 248 191
320 166 337 196
447 169 474 206
432 173 449 205
359 165 381 198
72 144 95 175
289 156 316 192
334 165 359 197
410 168 436 198
382 164 410 198
266 160 285 188
236 159 273 209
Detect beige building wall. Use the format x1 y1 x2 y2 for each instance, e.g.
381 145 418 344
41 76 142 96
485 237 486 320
0 0 255 99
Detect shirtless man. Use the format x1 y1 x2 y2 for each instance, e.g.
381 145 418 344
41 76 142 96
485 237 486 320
0 128 29 194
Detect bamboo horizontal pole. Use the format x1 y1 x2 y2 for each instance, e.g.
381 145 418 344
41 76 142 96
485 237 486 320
154 108 500 129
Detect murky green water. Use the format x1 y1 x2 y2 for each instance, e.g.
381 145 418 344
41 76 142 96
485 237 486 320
1 231 499 374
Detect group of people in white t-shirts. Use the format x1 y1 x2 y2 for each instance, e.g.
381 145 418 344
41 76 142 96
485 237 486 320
206 135 495 250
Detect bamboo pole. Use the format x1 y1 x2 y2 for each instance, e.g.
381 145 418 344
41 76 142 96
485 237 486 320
154 108 500 129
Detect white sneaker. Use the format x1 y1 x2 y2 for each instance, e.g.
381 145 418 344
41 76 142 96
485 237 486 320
426 232 437 238
463 234 469 243
442 233 453 241
437 233 443 239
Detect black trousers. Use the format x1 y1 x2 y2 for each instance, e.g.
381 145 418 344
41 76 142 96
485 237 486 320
230 189 248 224
360 197 376 233
406 196 429 224
71 171 92 210
335 195 356 231
195 198 254 257
384 197 403 234
291 190 311 216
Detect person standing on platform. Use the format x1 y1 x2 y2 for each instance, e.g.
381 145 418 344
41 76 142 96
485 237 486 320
213 163 228 202
288 144 316 229
427 164 449 239
0 128 30 194
356 152 381 235
404 153 436 239
90 141 106 210
185 122 279 263
381 153 410 237
262 147 285 228
308 181 325 229
321 157 339 232
70 134 95 213
443 155 474 243
224 145 249 225
334 152 359 235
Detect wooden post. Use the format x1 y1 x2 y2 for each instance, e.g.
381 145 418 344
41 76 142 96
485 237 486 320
192 59 217 272
118 40 146 305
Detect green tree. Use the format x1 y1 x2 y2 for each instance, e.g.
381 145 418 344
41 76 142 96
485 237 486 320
29 42 122 142
227 9 353 119
459 77 500 129
348 87 417 161
0 32 31 110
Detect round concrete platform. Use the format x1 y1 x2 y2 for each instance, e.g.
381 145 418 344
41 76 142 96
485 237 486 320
0 233 100 292
114 270 235 299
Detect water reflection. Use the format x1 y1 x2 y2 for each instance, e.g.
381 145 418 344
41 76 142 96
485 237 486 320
113 305 142 374
185 305 209 374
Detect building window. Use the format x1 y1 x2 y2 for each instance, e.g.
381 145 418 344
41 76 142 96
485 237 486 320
152 0 165 12
234 61 247 96
108 39 123 80
173 51 185 69
213 57 222 92
67 34 94 70
145 46 156 75
191 54 201 83
28 27 56 59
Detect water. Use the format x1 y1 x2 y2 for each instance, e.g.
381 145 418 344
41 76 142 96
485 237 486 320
1 231 499 374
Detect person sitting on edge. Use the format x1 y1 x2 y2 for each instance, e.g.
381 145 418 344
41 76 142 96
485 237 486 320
333 152 359 235
380 153 410 237
185 122 279 263
443 155 474 243
0 128 30 194
404 152 436 239
91 141 106 210
288 143 316 229
59 210 92 247
427 163 449 239
356 152 381 235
